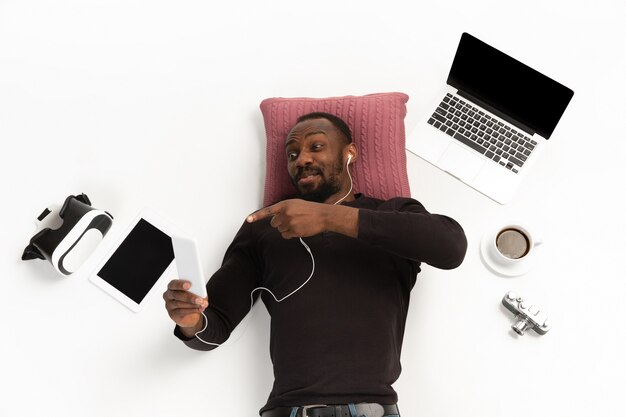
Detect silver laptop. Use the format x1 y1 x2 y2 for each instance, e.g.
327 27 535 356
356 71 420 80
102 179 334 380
406 33 574 204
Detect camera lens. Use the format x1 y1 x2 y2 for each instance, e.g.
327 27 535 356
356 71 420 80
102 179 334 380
512 315 532 335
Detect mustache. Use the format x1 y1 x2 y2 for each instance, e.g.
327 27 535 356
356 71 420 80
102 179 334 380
295 166 323 181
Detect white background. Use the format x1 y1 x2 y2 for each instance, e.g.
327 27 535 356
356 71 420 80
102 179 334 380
1 1 625 416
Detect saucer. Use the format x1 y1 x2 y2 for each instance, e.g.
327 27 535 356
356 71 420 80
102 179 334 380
479 232 534 277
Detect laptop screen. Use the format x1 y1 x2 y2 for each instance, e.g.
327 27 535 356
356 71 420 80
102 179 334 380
447 33 574 139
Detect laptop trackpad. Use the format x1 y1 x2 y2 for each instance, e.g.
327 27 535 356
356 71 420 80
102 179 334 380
438 143 484 182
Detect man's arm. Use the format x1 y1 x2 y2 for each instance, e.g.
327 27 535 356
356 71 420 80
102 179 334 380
247 199 359 239
357 198 467 269
165 221 263 350
248 197 467 269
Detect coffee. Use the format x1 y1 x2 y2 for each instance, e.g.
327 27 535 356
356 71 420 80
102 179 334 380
496 228 530 259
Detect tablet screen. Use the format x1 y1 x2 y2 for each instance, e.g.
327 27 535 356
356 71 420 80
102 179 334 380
97 218 174 304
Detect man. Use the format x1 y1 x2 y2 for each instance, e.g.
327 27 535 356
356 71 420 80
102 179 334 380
163 112 467 417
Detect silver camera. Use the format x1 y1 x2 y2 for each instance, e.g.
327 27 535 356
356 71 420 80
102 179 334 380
502 291 551 336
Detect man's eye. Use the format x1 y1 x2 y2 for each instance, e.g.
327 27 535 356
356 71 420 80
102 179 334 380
312 143 323 150
287 151 298 161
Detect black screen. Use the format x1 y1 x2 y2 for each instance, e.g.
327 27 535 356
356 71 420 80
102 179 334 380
98 218 174 304
447 33 574 138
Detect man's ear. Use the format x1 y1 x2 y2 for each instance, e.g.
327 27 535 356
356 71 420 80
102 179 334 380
346 144 358 165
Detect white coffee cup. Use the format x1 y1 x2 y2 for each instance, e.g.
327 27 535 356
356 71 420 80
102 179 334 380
487 223 543 267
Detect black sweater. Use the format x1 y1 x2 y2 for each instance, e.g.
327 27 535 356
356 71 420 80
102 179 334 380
174 195 467 414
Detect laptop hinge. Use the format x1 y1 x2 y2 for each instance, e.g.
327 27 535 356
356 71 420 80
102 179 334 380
457 90 536 136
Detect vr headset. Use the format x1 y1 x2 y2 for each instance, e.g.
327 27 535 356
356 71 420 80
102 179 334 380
22 193 113 275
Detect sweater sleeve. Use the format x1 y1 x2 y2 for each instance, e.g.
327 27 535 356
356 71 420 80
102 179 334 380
174 221 262 350
357 198 467 269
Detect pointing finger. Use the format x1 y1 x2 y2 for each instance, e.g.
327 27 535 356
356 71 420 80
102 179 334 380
247 203 281 223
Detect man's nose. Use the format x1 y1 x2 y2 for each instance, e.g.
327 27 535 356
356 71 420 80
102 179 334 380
295 150 313 167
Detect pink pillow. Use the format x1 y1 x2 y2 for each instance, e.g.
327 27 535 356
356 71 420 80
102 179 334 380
259 92 411 206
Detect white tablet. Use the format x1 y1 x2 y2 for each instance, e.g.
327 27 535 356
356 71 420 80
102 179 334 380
171 236 207 298
90 208 183 312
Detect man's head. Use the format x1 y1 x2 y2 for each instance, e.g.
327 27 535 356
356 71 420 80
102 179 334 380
285 112 357 203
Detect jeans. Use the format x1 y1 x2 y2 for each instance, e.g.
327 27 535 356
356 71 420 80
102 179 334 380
286 404 400 417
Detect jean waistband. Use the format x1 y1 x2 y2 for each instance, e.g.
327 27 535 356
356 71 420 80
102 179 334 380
261 403 400 417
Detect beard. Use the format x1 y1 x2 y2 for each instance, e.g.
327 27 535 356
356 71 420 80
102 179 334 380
297 179 341 203
291 153 344 203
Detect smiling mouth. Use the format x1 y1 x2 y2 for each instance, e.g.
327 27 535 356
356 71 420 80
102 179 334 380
297 173 320 186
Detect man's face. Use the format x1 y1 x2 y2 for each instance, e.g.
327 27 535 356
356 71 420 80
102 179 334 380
285 118 347 203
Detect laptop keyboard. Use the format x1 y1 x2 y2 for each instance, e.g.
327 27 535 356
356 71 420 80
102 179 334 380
428 93 537 174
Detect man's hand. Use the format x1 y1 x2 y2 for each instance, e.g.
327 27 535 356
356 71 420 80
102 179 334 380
246 199 358 239
163 279 208 337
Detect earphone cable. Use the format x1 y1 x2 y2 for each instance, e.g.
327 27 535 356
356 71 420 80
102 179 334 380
194 156 353 346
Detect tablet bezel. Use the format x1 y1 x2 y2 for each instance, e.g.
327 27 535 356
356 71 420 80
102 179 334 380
89 207 184 313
